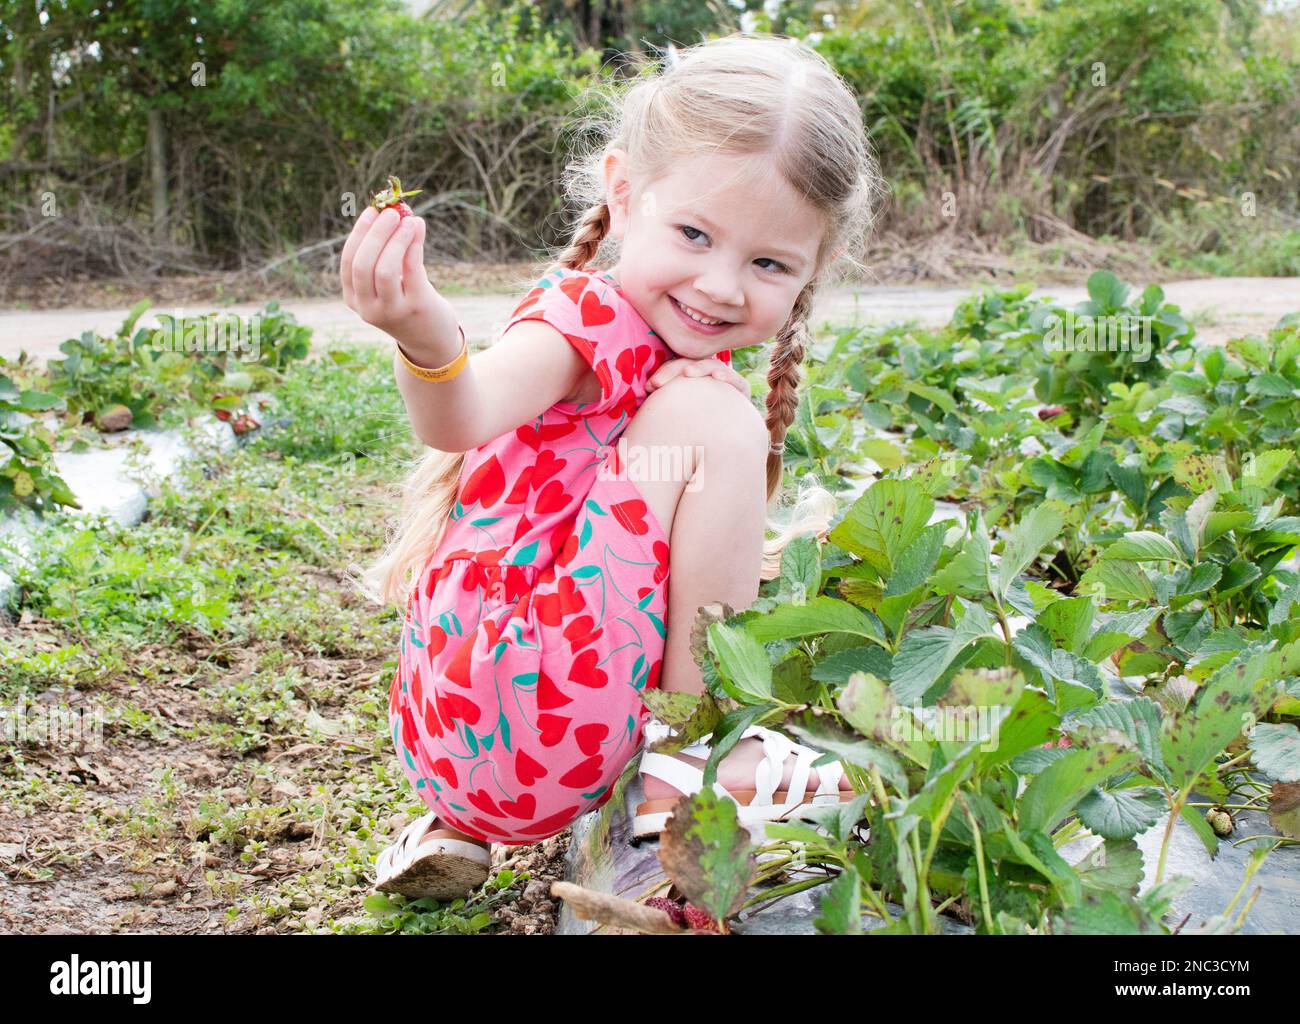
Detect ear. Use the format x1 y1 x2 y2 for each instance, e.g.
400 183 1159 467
603 148 632 240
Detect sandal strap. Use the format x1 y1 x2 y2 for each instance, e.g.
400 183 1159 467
642 717 847 810
638 751 733 802
394 810 439 873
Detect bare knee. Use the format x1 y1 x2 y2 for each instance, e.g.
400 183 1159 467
631 375 769 467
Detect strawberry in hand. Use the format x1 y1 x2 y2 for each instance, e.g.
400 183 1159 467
369 175 423 219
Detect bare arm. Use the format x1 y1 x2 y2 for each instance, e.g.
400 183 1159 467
394 318 590 451
340 205 589 450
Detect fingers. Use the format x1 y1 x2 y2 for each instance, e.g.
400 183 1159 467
647 356 747 395
351 207 403 307
339 206 378 307
374 215 416 308
401 217 427 298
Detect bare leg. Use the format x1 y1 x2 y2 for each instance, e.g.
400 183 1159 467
618 376 852 797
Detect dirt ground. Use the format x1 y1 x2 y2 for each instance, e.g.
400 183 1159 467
2 266 1296 366
0 608 571 936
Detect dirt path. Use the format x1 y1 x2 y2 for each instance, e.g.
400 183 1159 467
3 277 1295 364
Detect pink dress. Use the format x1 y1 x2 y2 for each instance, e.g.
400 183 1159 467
388 266 687 845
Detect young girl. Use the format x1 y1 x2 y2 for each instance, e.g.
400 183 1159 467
341 32 883 901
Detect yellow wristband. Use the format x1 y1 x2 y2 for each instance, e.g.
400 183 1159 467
396 325 468 382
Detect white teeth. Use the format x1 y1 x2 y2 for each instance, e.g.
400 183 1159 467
675 298 725 325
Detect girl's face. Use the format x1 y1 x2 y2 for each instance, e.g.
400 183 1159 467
603 149 826 360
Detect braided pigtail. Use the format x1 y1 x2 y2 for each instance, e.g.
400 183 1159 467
759 284 837 579
546 202 611 274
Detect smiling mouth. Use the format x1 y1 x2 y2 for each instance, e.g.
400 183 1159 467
670 296 733 326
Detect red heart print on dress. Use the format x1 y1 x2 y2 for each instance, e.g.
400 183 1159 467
536 713 571 747
534 575 584 626
612 498 649 536
574 722 608 756
568 648 608 689
504 465 534 504
615 345 652 384
468 788 505 817
652 540 670 584
409 662 424 711
444 632 477 688
594 360 613 401
398 698 419 757
559 754 604 789
432 757 459 789
531 450 567 488
517 805 582 836
534 479 570 515
580 290 616 327
436 689 482 727
510 287 545 318
559 274 587 305
460 454 505 508
500 792 536 819
515 419 578 449
563 614 602 652
536 668 573 710
515 748 548 786
422 697 445 740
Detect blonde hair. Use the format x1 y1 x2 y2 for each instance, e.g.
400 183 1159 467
361 32 884 608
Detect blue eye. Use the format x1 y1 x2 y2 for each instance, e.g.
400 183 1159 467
681 223 790 271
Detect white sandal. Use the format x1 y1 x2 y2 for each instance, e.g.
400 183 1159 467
373 811 492 900
632 717 853 842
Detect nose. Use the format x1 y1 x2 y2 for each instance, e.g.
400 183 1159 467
692 264 744 314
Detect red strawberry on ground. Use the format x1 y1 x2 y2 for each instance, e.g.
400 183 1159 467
369 174 423 219
682 902 720 932
644 897 687 928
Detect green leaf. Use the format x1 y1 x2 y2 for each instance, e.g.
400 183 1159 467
995 501 1068 602
1160 643 1296 788
978 688 1059 770
890 601 995 704
1086 270 1129 310
707 623 772 703
1018 744 1138 834
884 520 946 597
1075 787 1165 841
1038 596 1095 654
657 787 757 925
1101 531 1183 563
1073 838 1146 895
1248 722 1300 783
1242 448 1293 490
778 534 821 602
930 510 993 598
744 596 887 647
828 479 934 578
814 863 864 935
1070 697 1167 781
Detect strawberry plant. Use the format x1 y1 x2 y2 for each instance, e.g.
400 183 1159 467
0 372 77 512
368 175 423 218
635 275 1300 935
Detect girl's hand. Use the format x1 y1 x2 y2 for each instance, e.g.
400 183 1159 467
646 355 750 398
339 206 459 357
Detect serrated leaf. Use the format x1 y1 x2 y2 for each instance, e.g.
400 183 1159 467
814 863 864 935
744 597 888 647
1101 531 1183 563
1018 744 1138 834
1075 786 1165 840
1248 722 1300 783
890 601 995 703
657 787 757 926
995 501 1068 602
